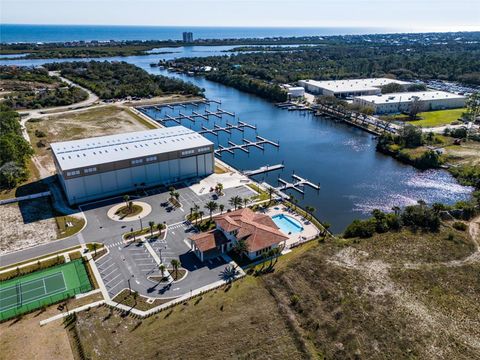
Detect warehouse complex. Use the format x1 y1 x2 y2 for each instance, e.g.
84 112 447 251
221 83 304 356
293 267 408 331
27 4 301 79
51 126 214 205
353 90 466 114
298 78 411 98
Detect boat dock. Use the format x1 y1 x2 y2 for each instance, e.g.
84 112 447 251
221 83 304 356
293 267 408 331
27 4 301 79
276 173 320 195
243 164 285 176
137 99 222 112
215 136 280 156
198 121 257 136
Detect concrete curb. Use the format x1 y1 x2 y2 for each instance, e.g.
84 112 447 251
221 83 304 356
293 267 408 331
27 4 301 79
39 300 106 326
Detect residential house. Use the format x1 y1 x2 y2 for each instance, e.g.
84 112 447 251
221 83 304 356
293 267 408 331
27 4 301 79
189 208 288 262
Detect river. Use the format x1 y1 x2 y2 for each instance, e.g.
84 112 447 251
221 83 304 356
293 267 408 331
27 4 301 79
1 46 472 232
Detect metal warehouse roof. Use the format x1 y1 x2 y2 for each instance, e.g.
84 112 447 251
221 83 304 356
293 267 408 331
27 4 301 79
355 91 466 105
51 126 213 171
300 78 411 93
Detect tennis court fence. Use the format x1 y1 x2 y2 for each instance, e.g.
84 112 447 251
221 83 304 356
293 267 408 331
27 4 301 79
0 259 93 322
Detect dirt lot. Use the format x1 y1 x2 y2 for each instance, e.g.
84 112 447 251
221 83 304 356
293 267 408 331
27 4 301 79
0 292 103 360
445 140 480 166
26 105 151 175
0 198 57 254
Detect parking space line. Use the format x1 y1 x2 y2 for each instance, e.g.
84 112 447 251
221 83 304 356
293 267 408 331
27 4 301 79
103 267 119 278
104 273 122 287
99 262 115 273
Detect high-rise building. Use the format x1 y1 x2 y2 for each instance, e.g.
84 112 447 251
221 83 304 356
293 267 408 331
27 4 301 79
182 32 193 43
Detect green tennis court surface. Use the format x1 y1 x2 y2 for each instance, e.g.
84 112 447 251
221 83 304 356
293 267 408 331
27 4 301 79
0 259 92 321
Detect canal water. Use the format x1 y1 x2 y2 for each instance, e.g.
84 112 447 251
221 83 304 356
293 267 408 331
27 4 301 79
1 46 472 232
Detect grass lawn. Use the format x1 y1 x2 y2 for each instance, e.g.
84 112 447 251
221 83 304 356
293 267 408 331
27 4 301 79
407 108 466 127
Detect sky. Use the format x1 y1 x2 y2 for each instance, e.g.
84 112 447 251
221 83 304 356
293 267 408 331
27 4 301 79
1 0 479 31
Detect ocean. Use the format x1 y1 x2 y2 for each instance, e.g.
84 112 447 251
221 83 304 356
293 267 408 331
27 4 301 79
0 24 397 43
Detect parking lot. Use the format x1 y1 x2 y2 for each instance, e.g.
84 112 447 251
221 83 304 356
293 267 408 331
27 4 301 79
81 182 255 299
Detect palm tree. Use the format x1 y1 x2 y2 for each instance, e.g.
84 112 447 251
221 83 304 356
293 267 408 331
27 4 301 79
391 206 401 216
267 187 275 202
234 239 249 259
216 183 224 195
159 264 166 281
229 195 242 210
123 194 130 208
198 211 204 223
243 197 249 209
219 204 225 214
289 195 296 210
204 201 218 221
148 221 155 236
157 223 164 233
170 259 181 279
92 243 99 257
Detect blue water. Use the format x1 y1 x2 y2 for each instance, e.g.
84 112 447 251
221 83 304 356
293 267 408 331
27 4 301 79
0 24 396 43
0 46 473 232
272 214 304 234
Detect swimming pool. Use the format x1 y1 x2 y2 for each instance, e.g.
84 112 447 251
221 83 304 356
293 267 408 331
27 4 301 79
272 214 304 234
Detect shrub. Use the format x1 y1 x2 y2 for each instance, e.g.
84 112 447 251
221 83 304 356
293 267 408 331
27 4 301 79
34 129 46 138
452 221 467 231
344 219 376 238
290 294 300 306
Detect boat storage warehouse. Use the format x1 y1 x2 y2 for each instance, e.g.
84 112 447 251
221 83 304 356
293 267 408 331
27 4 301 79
51 126 214 205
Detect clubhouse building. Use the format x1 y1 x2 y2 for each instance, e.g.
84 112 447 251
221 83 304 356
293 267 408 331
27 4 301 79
51 126 214 205
189 208 289 261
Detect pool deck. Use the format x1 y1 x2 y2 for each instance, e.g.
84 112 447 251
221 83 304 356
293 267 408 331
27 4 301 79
266 206 320 248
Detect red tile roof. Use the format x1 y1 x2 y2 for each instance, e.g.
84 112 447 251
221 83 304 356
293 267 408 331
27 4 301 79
215 208 288 252
189 230 229 253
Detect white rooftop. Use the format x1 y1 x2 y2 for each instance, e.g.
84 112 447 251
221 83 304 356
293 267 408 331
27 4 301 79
51 126 213 171
301 78 411 93
355 91 466 105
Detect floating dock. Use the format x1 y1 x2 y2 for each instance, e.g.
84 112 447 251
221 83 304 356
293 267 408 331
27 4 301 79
215 136 279 156
198 121 257 136
276 173 320 195
243 164 285 176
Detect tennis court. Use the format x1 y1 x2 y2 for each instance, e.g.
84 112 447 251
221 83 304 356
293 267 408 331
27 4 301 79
0 259 92 321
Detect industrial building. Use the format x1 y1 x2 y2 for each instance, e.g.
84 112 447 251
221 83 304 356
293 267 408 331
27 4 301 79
353 91 466 114
282 84 305 98
51 126 214 205
298 78 411 98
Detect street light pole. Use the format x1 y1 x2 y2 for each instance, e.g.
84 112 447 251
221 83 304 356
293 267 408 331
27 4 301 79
139 216 143 230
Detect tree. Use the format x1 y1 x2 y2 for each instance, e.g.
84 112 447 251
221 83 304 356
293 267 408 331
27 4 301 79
159 264 166 280
267 187 276 202
219 204 225 214
148 221 155 236
243 197 249 208
92 243 99 256
408 97 425 120
381 82 404 94
465 92 480 122
234 239 249 258
229 196 242 210
216 183 224 195
399 125 424 148
170 259 181 279
123 194 130 208
204 201 218 221
305 206 315 220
